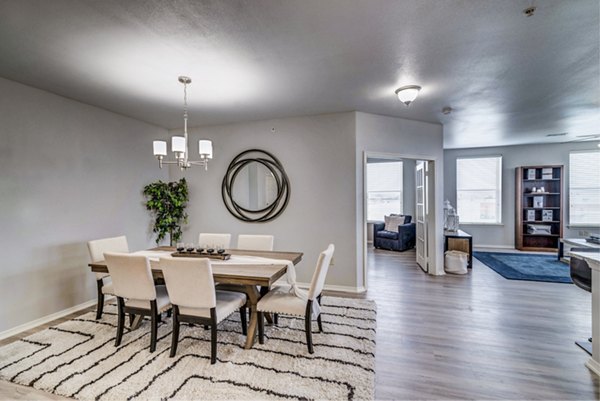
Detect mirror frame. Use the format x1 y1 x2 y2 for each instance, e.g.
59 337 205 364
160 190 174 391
221 149 290 222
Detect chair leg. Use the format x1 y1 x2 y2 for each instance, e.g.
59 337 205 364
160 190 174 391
240 307 247 336
317 294 323 333
115 297 125 347
167 308 172 318
258 312 264 344
96 280 104 320
210 308 217 364
273 313 278 325
170 306 180 358
150 301 158 353
128 313 135 327
305 300 314 354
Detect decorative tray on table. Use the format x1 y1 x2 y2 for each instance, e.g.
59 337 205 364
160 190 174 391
171 251 231 260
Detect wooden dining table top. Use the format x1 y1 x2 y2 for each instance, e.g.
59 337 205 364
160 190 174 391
89 246 304 287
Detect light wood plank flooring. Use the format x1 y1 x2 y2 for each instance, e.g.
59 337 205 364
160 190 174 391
1 248 599 400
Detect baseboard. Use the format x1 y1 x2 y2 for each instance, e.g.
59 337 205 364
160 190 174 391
0 297 109 341
296 282 367 294
473 244 515 250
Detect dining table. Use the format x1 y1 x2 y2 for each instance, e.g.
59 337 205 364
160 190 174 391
89 246 303 349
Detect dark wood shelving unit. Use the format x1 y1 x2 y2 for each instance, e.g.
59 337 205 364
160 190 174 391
515 165 564 251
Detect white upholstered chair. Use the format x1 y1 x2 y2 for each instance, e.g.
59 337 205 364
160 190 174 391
104 252 171 353
257 244 334 354
87 235 129 320
198 233 232 249
237 234 274 251
159 257 247 363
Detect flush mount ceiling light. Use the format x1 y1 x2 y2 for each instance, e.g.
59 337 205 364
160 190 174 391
395 85 422 106
153 76 213 171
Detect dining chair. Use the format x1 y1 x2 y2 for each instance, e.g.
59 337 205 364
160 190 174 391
237 234 274 251
257 244 334 354
159 257 247 363
87 235 129 320
104 252 171 353
198 233 232 249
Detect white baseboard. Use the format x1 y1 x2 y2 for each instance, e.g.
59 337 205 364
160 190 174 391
296 282 367 294
0 297 106 341
473 244 514 250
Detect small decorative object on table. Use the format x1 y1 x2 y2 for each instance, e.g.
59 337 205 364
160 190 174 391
172 251 231 260
444 200 460 231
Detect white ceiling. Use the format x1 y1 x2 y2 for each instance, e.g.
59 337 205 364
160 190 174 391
0 0 598 148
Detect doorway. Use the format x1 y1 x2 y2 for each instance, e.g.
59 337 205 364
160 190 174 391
362 152 436 289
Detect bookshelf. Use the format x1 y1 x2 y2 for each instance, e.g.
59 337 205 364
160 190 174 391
515 165 564 251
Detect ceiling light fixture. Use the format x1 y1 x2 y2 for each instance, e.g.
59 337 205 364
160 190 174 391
395 85 422 106
153 76 213 170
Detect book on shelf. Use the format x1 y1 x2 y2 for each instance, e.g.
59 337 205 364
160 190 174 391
533 196 544 208
527 168 536 180
542 210 553 222
526 210 536 221
541 167 553 179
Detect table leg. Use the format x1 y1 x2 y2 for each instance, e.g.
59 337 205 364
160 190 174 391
586 268 600 375
558 241 564 261
243 285 260 349
130 314 143 330
468 237 473 268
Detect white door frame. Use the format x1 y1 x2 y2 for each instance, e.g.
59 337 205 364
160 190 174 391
362 151 439 290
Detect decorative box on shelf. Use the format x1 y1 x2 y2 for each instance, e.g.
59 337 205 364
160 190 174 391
533 196 544 208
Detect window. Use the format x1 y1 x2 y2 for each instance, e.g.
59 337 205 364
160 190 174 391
569 150 600 226
456 156 502 224
367 160 403 221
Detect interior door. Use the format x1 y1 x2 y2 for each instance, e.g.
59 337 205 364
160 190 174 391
415 161 428 271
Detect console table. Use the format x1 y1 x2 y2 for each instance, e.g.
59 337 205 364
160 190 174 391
570 251 600 376
444 230 473 268
558 238 600 262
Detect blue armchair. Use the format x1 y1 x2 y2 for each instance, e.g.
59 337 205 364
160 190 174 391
373 216 416 252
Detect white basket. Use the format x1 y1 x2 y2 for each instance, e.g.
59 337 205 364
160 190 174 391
445 250 469 274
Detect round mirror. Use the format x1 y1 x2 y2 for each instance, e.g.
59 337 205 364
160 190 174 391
231 161 278 210
222 149 290 222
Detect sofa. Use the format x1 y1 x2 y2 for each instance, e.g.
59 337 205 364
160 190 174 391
373 215 416 252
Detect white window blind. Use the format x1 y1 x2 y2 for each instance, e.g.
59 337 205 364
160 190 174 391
367 161 403 221
569 150 600 226
456 156 502 224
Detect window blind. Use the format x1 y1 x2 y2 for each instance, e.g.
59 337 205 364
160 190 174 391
456 156 502 224
569 150 600 226
367 161 403 221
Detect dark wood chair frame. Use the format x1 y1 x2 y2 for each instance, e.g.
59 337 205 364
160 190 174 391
95 278 107 320
170 304 248 364
257 294 323 354
115 297 171 352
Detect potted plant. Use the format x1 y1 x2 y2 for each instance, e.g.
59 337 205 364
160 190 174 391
143 178 189 246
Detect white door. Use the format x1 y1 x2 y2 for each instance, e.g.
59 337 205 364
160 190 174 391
415 161 428 271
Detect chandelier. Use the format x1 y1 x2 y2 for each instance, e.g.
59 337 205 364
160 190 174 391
152 76 213 170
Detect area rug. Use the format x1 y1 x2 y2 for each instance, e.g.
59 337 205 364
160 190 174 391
0 297 376 400
474 251 572 283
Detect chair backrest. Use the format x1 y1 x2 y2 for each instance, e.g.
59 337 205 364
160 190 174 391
237 234 274 251
104 252 157 301
87 235 129 262
159 257 216 309
307 244 335 301
570 255 592 292
198 233 231 249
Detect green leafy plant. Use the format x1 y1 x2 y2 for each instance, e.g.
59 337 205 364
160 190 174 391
143 178 189 246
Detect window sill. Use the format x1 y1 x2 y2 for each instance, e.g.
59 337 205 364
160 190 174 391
568 225 600 229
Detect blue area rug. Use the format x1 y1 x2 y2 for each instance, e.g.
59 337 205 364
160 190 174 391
473 251 572 283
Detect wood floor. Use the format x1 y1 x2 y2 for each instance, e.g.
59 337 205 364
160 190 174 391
1 248 599 400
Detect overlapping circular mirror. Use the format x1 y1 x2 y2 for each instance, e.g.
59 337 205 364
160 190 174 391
222 149 290 222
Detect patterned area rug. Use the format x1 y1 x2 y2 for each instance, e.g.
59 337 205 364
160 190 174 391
0 297 375 400
474 251 572 283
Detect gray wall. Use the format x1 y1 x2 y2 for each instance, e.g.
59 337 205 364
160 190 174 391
355 112 445 277
0 77 167 333
444 142 600 248
169 112 359 289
